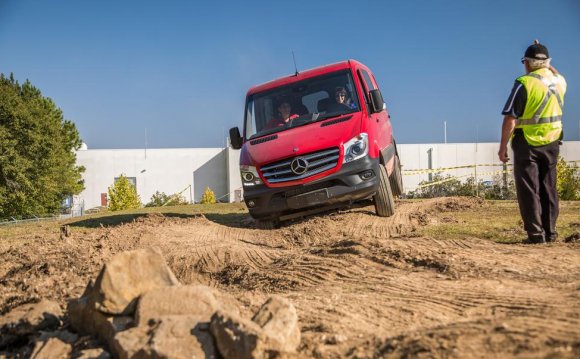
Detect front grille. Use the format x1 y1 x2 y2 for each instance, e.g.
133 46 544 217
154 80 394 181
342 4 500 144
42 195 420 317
283 180 337 198
260 148 340 183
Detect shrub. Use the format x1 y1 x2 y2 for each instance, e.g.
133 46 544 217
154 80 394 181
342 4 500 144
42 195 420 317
482 173 516 200
408 172 516 200
557 157 580 200
108 174 141 211
407 174 472 198
146 191 189 207
200 187 216 204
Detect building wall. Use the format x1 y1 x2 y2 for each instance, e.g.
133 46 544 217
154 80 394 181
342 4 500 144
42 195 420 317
227 148 242 201
398 141 580 192
76 148 227 209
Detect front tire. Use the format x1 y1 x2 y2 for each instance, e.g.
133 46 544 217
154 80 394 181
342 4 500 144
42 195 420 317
374 164 395 217
389 155 404 197
256 219 278 229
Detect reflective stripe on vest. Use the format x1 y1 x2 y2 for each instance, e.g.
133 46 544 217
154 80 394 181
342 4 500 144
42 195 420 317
517 115 562 126
515 69 566 146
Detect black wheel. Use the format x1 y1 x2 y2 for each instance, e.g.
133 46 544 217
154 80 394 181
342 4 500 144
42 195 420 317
374 163 395 217
389 155 404 197
256 219 278 229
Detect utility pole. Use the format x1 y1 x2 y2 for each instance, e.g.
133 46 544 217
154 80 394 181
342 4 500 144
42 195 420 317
444 121 447 144
427 148 433 182
474 125 479 197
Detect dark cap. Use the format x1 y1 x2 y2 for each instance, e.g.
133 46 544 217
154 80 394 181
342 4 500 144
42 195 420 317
524 40 549 60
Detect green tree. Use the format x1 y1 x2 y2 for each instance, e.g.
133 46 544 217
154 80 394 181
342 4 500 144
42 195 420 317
108 175 141 211
200 187 216 204
0 73 85 217
557 157 580 200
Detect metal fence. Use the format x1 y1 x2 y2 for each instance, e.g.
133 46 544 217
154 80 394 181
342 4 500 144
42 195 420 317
0 203 86 227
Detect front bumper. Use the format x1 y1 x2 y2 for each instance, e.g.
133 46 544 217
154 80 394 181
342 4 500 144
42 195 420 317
244 156 380 220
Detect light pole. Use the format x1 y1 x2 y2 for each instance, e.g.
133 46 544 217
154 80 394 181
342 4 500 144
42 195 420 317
444 121 447 144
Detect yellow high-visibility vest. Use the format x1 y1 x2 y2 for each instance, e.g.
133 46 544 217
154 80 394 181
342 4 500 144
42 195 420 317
515 68 566 146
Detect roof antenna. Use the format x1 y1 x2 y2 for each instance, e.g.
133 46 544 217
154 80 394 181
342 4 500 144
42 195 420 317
292 50 299 76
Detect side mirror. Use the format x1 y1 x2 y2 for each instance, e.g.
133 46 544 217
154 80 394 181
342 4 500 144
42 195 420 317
229 127 243 150
369 89 385 114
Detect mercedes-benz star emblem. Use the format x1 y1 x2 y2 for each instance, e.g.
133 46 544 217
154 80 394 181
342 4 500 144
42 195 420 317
291 157 309 175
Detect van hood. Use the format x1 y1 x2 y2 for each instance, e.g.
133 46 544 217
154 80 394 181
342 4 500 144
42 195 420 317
240 113 362 167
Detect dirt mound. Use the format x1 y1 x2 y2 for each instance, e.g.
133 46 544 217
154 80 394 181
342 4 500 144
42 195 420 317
430 196 486 212
1 199 579 358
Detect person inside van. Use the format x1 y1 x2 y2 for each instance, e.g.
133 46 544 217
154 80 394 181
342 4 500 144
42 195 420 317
329 87 356 112
265 100 299 129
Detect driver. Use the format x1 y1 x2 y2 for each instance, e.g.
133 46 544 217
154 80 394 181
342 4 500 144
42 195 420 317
265 100 299 129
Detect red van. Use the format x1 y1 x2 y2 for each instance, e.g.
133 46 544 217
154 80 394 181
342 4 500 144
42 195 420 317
229 60 403 227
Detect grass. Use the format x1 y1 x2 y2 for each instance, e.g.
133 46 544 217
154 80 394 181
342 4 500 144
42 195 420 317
0 203 248 243
419 200 580 243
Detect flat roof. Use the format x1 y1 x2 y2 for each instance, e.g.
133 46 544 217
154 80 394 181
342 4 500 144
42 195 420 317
247 59 364 95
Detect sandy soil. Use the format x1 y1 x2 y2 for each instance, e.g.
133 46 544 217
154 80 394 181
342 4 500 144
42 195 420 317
1 197 579 358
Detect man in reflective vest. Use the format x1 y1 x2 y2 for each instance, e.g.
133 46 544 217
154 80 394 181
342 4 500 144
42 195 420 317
498 40 567 244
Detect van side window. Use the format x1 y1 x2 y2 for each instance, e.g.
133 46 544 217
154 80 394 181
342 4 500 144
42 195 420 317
356 70 370 112
361 70 376 91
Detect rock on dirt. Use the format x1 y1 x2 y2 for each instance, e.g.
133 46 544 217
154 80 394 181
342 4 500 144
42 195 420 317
113 315 217 359
210 296 301 358
68 294 133 351
211 310 277 359
134 285 220 325
76 348 111 359
88 247 180 315
252 296 301 352
30 337 72 359
64 246 302 358
0 300 62 348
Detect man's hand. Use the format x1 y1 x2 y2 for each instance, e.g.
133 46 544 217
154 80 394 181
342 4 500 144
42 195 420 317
499 115 516 163
498 145 509 163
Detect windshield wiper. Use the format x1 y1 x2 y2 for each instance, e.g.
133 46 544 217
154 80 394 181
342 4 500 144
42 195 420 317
249 110 355 140
248 126 287 140
316 112 345 121
286 112 321 128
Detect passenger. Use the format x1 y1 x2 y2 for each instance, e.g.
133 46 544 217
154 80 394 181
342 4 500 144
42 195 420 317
329 87 356 112
265 100 299 129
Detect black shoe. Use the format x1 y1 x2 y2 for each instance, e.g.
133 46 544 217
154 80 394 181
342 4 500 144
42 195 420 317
522 236 546 244
545 233 558 243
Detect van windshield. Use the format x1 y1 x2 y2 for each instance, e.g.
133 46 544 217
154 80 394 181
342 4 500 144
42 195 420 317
245 70 361 140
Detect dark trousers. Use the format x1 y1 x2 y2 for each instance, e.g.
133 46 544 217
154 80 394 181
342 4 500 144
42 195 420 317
511 133 560 240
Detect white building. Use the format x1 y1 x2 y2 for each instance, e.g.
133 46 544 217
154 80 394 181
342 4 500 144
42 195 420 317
76 148 233 209
75 142 580 210
398 141 580 193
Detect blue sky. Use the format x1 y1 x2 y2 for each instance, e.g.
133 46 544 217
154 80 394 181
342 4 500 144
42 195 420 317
1 0 579 148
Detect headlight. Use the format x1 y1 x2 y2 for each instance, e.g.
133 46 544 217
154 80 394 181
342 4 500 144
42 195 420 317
343 133 369 163
240 165 262 187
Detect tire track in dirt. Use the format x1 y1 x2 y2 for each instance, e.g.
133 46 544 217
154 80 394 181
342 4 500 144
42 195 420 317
114 199 576 351
3 198 576 357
